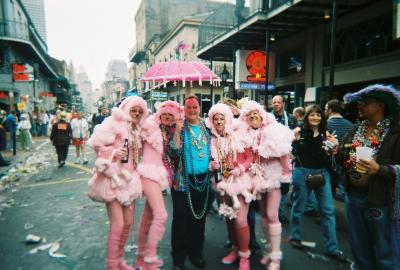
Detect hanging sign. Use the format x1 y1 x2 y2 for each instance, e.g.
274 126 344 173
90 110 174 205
12 63 34 82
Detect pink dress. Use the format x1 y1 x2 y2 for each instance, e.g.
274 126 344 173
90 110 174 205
87 107 142 206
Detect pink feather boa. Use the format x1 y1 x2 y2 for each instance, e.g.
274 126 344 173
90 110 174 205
136 163 169 191
140 115 163 154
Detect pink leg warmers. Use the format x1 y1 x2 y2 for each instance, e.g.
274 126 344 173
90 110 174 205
259 189 282 265
106 200 135 270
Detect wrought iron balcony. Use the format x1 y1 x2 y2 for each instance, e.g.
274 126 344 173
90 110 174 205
198 0 294 51
0 19 58 77
129 44 146 63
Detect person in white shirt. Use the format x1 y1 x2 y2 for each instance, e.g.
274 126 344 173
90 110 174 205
70 112 89 164
17 113 32 150
39 109 50 136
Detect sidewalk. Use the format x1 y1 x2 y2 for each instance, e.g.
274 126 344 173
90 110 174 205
0 136 49 176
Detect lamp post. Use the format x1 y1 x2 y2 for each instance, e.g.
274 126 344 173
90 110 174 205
220 64 230 98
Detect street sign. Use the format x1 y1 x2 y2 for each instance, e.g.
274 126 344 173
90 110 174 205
151 91 168 100
239 82 275 91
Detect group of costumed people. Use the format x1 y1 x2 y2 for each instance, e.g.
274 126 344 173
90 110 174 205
85 83 400 270
86 94 292 270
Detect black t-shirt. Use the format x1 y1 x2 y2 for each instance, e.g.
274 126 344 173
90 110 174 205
293 128 326 169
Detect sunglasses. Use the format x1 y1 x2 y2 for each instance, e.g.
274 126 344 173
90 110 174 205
130 108 143 113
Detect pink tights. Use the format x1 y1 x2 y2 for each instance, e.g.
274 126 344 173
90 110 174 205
259 189 283 262
106 200 135 270
137 178 168 259
227 196 250 253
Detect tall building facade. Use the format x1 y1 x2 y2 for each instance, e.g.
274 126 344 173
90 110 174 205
76 67 94 113
20 0 47 43
105 60 128 81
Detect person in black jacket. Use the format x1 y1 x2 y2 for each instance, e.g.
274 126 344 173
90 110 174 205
340 84 400 270
50 112 72 167
290 105 348 262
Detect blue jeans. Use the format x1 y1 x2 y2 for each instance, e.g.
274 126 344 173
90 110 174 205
279 193 287 217
345 190 400 270
305 191 318 212
290 167 339 253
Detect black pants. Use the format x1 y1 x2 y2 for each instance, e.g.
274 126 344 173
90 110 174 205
171 183 209 265
55 144 69 163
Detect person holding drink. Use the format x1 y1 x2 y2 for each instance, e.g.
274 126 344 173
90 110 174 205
340 84 400 270
88 96 148 270
290 105 347 262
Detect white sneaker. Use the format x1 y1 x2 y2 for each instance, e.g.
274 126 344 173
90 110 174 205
74 158 81 164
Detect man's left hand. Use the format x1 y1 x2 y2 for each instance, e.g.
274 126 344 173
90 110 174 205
358 159 380 175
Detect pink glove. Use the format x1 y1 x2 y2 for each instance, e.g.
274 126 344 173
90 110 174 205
211 160 220 170
229 167 241 177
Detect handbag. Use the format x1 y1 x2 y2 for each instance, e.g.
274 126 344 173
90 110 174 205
296 154 326 190
305 174 326 189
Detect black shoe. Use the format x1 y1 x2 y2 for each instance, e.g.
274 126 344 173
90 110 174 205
249 240 261 251
325 250 348 263
189 254 205 269
0 161 10 167
279 215 289 223
173 263 186 270
224 239 233 249
58 161 65 168
290 239 303 249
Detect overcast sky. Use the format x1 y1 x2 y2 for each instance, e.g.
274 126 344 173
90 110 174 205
44 0 140 90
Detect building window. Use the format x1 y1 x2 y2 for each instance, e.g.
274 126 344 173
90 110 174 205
327 13 399 65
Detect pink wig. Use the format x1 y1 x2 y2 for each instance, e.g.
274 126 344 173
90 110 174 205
155 100 183 124
111 96 149 125
206 103 234 136
239 100 276 128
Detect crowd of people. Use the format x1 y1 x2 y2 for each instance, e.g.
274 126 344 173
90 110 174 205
86 83 400 270
0 107 52 166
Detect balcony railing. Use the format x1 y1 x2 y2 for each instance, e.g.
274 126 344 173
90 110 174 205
0 19 58 77
198 0 294 51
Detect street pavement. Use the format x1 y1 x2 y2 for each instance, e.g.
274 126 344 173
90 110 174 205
0 138 354 270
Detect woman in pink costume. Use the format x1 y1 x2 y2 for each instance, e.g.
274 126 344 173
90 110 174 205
88 96 148 270
206 103 254 270
239 101 293 270
135 100 182 270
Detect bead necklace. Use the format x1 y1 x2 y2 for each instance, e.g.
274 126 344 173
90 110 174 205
216 136 235 178
253 127 264 164
188 124 207 155
182 119 211 220
161 125 176 182
130 125 141 166
345 118 391 169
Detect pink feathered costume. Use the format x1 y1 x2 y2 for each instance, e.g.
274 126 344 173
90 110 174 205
206 103 253 267
239 101 293 270
88 96 148 270
135 100 182 269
